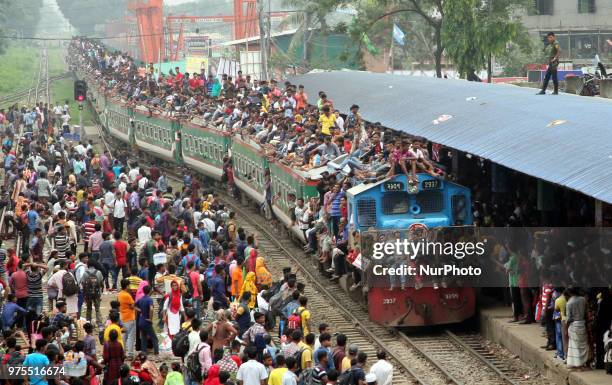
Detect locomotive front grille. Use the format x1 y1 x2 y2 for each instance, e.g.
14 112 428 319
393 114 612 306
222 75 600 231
415 191 444 213
357 198 377 227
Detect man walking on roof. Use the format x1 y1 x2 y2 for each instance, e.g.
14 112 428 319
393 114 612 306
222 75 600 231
538 32 561 95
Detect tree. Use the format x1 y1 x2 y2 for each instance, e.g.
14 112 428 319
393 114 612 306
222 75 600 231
497 37 547 77
349 0 445 77
350 0 529 78
347 1 437 72
0 0 43 54
442 0 530 79
56 0 125 36
282 0 346 67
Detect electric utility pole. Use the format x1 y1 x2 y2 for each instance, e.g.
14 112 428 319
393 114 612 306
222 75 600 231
257 0 269 80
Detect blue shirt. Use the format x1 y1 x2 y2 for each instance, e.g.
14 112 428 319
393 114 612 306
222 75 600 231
330 190 345 217
181 253 200 271
1 302 27 329
135 295 153 327
198 229 210 249
313 347 335 370
138 267 149 281
23 352 50 385
209 276 226 304
4 153 15 169
112 165 122 178
27 210 39 232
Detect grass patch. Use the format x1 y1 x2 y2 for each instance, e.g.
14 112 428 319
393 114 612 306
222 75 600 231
0 44 41 94
47 46 67 77
51 78 95 127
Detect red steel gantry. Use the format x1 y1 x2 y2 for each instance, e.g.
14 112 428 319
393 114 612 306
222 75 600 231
129 0 271 63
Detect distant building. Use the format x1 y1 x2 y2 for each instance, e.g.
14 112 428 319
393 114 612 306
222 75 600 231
520 0 612 64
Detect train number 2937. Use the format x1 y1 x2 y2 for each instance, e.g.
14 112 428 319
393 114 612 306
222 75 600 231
382 298 397 305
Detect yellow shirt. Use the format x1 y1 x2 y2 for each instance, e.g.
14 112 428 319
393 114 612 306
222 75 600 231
76 189 85 203
268 367 288 385
318 114 335 135
103 323 124 347
341 357 351 373
128 276 143 292
298 341 313 369
555 295 567 321
298 307 311 335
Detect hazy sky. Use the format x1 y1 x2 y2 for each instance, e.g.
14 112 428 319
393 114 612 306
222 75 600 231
166 0 201 4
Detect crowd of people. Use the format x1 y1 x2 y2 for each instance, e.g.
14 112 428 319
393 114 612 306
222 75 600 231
0 34 609 385
0 41 396 385
68 37 612 375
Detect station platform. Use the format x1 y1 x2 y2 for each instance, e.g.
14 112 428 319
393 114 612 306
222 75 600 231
479 306 610 385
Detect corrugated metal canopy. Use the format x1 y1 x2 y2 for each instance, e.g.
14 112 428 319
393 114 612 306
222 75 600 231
289 71 612 203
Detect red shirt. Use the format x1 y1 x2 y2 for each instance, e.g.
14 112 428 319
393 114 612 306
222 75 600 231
10 270 28 298
188 271 200 298
114 240 128 267
189 78 199 89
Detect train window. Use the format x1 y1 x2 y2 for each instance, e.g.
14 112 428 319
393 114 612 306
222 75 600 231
357 199 377 227
382 192 410 215
415 191 444 213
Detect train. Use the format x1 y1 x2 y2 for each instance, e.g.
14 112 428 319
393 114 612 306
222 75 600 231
76 68 476 327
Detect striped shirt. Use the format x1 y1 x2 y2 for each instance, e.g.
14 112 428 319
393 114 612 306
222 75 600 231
54 234 70 258
0 248 6 277
26 270 43 298
330 190 345 217
83 221 96 244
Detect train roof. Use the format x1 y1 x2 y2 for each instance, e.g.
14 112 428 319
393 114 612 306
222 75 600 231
290 71 612 204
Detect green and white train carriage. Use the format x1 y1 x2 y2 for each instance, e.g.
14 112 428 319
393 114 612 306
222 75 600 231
83 73 324 243
181 118 230 180
132 107 181 163
230 136 268 203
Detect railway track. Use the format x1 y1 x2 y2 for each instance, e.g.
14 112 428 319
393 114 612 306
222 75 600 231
0 46 66 108
88 91 550 385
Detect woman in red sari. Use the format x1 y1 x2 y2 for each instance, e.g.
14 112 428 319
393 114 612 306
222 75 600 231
103 329 125 385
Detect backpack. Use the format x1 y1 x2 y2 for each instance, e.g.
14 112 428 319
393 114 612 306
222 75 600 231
186 344 206 382
171 328 191 358
336 369 354 385
184 271 196 299
62 271 78 297
82 271 102 300
293 348 305 373
297 367 317 385
287 308 304 331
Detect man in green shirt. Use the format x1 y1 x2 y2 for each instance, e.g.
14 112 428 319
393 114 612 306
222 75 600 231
538 32 561 95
